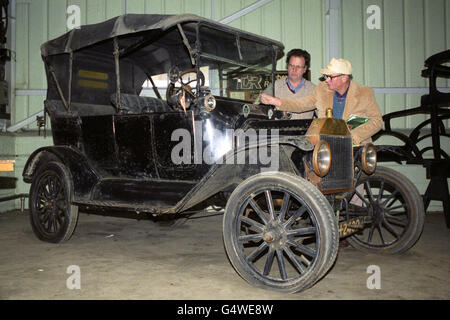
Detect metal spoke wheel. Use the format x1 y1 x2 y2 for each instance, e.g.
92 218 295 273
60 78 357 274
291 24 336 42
223 172 338 293
29 162 79 243
346 166 425 254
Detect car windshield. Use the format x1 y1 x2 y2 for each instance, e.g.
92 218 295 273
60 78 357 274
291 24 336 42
202 57 273 102
142 60 273 103
141 23 275 103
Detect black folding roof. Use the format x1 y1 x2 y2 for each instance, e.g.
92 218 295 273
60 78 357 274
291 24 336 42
42 14 284 106
41 13 284 57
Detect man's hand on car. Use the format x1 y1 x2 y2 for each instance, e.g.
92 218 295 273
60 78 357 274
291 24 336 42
260 93 282 107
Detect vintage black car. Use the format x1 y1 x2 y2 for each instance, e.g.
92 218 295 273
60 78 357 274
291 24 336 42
23 14 425 293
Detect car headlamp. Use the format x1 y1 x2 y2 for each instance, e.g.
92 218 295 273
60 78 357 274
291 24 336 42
361 143 377 174
313 140 331 177
203 93 216 111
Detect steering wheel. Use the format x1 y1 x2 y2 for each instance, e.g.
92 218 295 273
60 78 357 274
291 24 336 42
166 68 205 111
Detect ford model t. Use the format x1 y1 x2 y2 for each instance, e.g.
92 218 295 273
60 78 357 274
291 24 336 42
23 14 425 293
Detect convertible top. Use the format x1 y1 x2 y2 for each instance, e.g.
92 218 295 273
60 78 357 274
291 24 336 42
42 14 284 110
41 13 284 57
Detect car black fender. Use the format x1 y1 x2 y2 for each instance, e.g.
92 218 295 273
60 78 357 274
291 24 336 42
173 136 314 212
22 146 99 201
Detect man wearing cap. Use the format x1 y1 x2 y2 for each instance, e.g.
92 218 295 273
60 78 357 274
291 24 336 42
260 58 383 146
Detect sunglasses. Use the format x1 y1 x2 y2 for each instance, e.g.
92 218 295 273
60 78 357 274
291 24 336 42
323 74 344 80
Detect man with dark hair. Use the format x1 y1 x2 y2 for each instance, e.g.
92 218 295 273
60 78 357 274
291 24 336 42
262 48 316 119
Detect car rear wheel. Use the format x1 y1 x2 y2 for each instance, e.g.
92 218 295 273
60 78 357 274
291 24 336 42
29 161 79 243
346 166 425 254
223 172 339 293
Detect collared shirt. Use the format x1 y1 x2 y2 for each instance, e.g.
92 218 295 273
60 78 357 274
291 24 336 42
332 85 350 119
285 77 305 94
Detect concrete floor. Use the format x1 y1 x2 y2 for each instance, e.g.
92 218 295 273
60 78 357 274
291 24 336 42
0 208 449 300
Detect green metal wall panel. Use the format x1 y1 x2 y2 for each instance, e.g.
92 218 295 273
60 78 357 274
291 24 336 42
363 0 384 87
405 0 426 87
86 0 107 23
341 0 449 88
341 0 364 82
48 0 69 40
340 0 449 130
243 0 264 38
106 0 123 18
126 0 145 13
301 0 326 82
15 1 28 91
29 1 47 90
384 0 405 88
424 0 447 88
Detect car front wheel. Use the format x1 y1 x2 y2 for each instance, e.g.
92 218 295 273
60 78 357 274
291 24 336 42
223 172 339 293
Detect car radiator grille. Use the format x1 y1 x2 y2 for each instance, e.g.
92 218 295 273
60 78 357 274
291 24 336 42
320 135 353 191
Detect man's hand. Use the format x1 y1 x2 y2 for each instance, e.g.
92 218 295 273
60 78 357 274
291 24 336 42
260 93 282 107
179 90 187 114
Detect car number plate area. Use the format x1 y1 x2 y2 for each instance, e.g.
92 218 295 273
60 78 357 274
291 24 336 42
338 216 370 238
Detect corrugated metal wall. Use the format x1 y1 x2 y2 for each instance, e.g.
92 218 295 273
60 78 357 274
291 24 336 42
340 0 450 130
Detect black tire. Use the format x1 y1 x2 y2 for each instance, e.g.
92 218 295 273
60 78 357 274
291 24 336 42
29 161 79 243
223 172 339 293
346 166 425 254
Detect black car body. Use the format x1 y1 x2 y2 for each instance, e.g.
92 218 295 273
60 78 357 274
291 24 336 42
23 14 425 293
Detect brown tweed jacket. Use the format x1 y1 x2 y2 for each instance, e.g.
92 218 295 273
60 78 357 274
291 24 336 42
278 81 383 145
